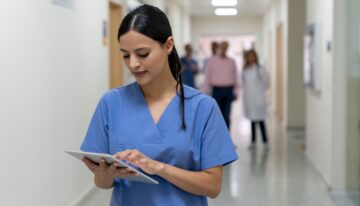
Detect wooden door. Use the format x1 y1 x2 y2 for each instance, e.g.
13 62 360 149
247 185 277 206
109 2 123 88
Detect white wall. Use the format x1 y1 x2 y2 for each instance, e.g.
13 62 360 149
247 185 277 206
128 0 191 57
166 1 191 56
0 0 110 205
143 0 165 10
287 0 306 129
182 11 192 45
344 0 360 191
331 0 348 191
305 0 334 185
191 16 263 58
306 0 360 192
262 0 288 117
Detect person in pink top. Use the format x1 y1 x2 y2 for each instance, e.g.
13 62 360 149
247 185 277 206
204 41 238 129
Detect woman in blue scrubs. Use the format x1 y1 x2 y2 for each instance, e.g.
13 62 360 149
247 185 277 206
81 4 238 206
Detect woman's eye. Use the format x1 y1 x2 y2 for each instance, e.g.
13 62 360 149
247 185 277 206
123 55 130 59
138 53 149 58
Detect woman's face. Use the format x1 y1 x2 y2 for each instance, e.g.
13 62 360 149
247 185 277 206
119 30 172 86
247 52 256 64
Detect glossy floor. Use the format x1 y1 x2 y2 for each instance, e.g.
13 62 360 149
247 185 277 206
76 100 359 206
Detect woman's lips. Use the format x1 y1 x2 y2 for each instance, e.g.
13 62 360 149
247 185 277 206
133 71 147 78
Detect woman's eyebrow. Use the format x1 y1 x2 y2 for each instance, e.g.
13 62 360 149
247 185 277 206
119 47 150 52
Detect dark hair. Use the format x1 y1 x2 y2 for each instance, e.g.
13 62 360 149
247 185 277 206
243 49 259 69
211 41 218 55
117 4 186 130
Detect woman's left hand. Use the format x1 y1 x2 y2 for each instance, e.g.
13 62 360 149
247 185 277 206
113 150 165 175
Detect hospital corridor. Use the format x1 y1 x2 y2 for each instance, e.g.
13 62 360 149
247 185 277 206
0 0 359 206
76 100 351 206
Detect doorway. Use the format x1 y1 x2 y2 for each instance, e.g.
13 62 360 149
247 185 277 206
109 2 124 88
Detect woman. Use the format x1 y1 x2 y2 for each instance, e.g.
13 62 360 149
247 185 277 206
80 4 237 206
242 49 269 149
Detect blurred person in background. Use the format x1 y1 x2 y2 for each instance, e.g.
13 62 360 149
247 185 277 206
242 49 269 149
204 41 238 129
180 44 199 88
202 41 219 72
197 41 218 91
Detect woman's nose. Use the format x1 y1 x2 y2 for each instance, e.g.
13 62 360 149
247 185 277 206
129 56 140 69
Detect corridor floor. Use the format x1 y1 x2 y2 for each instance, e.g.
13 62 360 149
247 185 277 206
76 99 358 206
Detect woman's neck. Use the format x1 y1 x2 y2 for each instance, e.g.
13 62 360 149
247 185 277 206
141 68 178 99
248 62 256 67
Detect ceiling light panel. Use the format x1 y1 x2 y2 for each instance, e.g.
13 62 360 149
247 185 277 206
211 0 237 7
215 8 238 16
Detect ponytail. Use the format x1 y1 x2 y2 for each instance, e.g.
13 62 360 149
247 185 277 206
168 46 186 130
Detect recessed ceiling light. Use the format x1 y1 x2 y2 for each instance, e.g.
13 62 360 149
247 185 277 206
211 0 237 7
215 8 238 16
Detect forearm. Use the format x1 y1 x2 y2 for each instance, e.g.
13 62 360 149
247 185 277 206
157 164 222 198
114 150 223 198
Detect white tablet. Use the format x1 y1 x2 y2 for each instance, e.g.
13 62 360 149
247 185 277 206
65 150 159 185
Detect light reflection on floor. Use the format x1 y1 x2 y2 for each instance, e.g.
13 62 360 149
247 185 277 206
76 98 358 206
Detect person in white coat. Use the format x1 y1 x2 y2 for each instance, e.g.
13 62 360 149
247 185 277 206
241 49 269 149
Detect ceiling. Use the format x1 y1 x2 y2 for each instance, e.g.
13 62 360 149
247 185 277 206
183 0 273 17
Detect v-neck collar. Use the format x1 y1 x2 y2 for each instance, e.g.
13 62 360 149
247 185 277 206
125 83 182 145
134 83 178 126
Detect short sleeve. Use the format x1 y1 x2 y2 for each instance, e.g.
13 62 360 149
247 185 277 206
200 99 238 170
80 94 110 154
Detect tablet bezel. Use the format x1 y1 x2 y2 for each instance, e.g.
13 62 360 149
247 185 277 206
65 150 159 185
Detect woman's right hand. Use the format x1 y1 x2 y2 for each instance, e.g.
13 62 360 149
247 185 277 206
82 158 137 188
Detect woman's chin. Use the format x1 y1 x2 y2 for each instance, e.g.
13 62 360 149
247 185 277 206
135 78 150 86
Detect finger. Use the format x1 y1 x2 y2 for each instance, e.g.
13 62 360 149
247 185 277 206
114 150 132 160
120 169 138 177
82 158 97 167
108 166 120 177
82 158 97 171
98 158 107 168
109 162 118 171
113 168 135 177
124 172 138 177
125 167 139 176
127 151 141 162
135 158 148 168
139 158 148 164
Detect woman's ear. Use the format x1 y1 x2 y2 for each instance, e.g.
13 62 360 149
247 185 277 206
164 37 174 54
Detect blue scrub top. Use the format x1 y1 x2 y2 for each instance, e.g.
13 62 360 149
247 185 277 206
81 82 238 206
